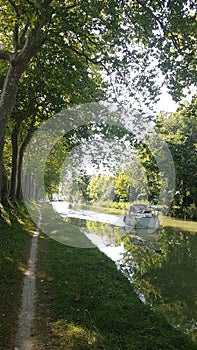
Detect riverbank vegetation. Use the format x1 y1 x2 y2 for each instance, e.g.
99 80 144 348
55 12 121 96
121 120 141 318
157 98 197 219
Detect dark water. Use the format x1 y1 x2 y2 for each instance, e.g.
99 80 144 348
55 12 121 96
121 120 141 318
52 202 197 342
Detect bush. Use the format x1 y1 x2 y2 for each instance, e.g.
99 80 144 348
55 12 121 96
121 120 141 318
186 204 197 220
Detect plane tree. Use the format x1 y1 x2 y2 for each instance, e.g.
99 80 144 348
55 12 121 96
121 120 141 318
0 0 122 203
4 44 105 203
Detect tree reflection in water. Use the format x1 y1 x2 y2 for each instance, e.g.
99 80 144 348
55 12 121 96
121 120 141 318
121 227 197 343
65 216 197 342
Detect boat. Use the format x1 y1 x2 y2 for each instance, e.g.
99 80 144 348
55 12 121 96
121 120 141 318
123 203 160 230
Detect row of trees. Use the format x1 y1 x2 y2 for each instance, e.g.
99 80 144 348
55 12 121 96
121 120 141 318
58 97 197 219
63 168 148 205
0 1 196 215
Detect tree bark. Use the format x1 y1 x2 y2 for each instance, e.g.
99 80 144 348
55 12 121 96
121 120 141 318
0 60 27 202
10 125 20 202
1 162 9 206
16 124 35 201
16 141 26 201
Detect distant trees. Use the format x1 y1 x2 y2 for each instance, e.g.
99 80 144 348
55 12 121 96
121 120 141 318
62 164 150 207
114 163 148 203
114 172 130 202
87 175 115 204
59 96 197 220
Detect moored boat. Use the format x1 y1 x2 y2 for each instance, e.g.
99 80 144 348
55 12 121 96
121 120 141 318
123 203 160 230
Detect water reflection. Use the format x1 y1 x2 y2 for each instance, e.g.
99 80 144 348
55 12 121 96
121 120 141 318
51 200 197 343
65 214 197 343
121 226 197 342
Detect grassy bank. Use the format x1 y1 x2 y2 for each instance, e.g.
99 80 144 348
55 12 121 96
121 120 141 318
0 205 34 350
162 216 197 233
1 203 197 349
33 232 197 350
73 203 126 216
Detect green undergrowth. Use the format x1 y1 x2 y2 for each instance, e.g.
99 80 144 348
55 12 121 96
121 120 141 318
34 233 197 350
0 204 34 350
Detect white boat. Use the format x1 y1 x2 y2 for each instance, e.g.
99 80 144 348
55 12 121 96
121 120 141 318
123 204 160 230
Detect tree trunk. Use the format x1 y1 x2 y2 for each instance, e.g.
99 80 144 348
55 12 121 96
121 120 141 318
16 142 25 201
9 125 20 202
0 62 26 203
1 163 9 207
16 126 35 201
0 141 4 205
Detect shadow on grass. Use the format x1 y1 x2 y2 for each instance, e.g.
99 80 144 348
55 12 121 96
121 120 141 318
0 204 34 350
35 233 197 350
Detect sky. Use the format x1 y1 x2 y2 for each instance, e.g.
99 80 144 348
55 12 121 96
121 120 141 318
155 85 197 113
155 87 178 113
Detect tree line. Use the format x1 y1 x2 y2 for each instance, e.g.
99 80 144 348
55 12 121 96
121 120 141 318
0 1 196 217
54 97 196 220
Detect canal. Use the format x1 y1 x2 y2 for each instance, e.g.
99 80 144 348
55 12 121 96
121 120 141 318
52 201 197 343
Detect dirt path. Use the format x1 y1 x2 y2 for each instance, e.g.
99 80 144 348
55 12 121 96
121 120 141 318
14 213 41 350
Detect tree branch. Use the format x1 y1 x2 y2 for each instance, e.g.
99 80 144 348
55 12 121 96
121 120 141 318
7 0 20 51
0 50 11 61
69 44 101 65
18 23 30 48
42 0 54 5
136 0 183 55
14 0 54 63
13 22 19 52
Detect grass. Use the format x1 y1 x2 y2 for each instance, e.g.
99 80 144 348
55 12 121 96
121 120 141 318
33 231 197 349
162 216 197 233
0 204 34 350
0 203 197 349
73 203 126 216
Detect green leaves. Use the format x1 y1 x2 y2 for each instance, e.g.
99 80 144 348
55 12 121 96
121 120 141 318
157 96 197 217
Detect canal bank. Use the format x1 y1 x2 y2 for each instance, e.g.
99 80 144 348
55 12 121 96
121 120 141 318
1 203 196 349
28 201 197 349
31 229 197 349
50 200 197 342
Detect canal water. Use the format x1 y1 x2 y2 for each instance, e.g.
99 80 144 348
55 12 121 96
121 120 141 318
52 201 197 343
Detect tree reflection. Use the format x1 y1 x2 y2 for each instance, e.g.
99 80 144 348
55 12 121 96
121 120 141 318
65 215 197 342
65 216 126 245
121 227 197 342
